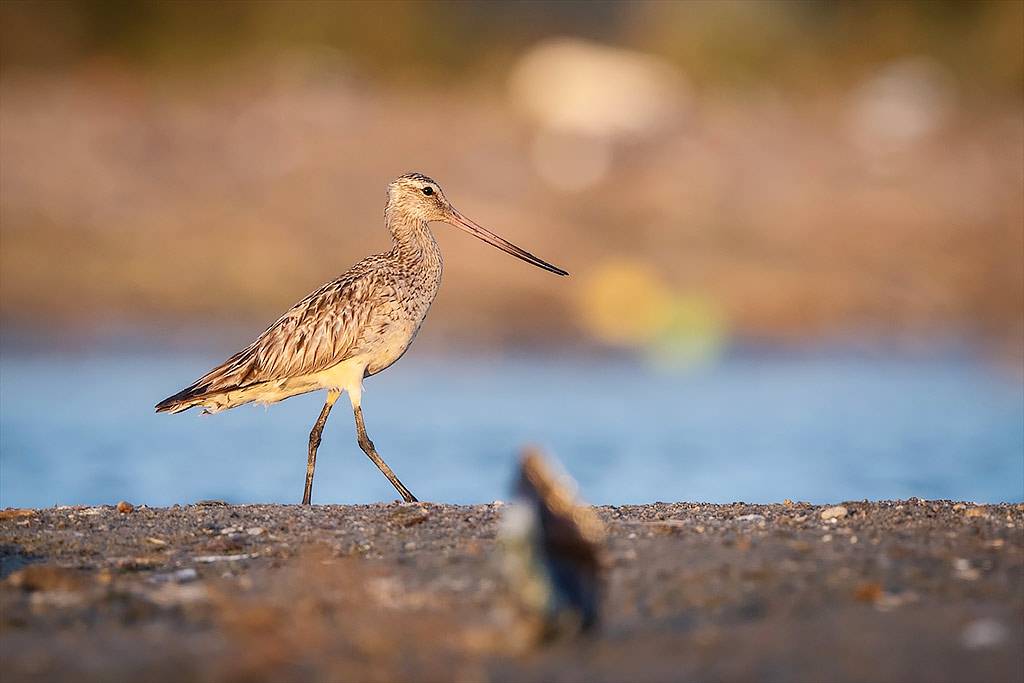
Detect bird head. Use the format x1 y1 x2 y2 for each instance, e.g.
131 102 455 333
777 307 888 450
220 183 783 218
386 172 568 276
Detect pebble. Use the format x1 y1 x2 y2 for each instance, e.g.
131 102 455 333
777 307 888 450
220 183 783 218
194 553 258 563
151 568 199 584
116 501 134 514
820 505 848 521
6 565 86 592
952 558 980 581
0 508 35 520
735 514 765 522
961 618 1008 649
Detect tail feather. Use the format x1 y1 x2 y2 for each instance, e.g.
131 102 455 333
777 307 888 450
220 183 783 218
154 384 222 414
155 349 257 414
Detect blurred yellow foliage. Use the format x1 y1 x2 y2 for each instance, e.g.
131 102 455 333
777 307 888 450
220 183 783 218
577 261 728 368
578 260 676 348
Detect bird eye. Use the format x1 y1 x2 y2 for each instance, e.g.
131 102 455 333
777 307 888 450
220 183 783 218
422 186 434 196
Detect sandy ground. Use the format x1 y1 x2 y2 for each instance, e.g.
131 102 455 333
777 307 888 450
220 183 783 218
1 500 1021 682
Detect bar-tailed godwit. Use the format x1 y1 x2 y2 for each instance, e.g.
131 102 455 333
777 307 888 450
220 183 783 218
156 173 567 504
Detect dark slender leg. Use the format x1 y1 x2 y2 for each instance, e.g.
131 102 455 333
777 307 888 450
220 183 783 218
354 405 417 502
303 390 339 505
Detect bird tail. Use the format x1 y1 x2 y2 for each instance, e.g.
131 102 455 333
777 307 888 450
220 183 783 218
154 385 212 414
155 349 257 414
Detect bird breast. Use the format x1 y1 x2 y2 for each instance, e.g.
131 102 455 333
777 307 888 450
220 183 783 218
361 269 441 376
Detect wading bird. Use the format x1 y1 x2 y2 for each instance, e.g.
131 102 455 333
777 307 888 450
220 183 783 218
156 173 567 504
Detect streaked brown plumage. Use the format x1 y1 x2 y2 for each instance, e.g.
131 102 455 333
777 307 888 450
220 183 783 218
156 173 567 504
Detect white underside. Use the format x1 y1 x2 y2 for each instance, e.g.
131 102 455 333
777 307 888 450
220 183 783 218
199 355 369 414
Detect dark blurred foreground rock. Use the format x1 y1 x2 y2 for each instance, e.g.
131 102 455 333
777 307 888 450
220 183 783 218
500 449 605 639
1 499 1022 683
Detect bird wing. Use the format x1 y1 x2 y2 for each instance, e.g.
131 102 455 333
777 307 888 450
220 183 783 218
181 259 387 397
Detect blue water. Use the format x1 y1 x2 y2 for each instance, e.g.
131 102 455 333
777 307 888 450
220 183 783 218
0 351 1021 508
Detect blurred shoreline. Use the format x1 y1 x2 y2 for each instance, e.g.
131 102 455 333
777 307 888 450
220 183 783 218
1 321 1018 377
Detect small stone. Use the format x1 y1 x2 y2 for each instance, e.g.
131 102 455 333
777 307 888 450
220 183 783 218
735 514 765 522
390 506 429 528
961 618 1008 649
0 508 35 520
853 582 883 603
404 541 417 551
6 565 86 592
112 557 163 571
174 568 198 583
964 507 987 518
952 558 980 581
246 527 265 536
193 553 258 563
116 501 134 514
146 537 168 546
820 505 848 521
151 567 199 584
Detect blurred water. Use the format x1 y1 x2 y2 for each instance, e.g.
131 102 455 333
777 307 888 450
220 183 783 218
0 351 1021 508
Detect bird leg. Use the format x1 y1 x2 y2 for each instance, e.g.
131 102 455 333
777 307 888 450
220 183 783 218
303 389 340 505
353 405 418 502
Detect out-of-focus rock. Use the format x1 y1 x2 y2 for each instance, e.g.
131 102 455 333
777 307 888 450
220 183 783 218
111 557 163 571
820 505 849 521
961 618 1008 649
389 505 429 528
116 500 134 514
5 565 88 592
150 568 199 584
0 508 35 520
499 448 605 639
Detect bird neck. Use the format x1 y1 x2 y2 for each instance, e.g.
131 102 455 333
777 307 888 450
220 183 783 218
385 209 442 266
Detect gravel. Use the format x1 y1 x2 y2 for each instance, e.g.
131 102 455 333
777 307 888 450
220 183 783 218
1 499 1021 682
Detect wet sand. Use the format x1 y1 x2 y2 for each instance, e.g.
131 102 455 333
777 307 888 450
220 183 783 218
2 500 1021 682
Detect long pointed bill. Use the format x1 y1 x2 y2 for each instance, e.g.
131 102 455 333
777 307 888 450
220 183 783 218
448 208 569 276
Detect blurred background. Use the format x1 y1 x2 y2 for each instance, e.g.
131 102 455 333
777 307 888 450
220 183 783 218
1 1 1021 508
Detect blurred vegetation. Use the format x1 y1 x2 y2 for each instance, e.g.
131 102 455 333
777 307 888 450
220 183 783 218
2 1 1021 97
0 1 1021 363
